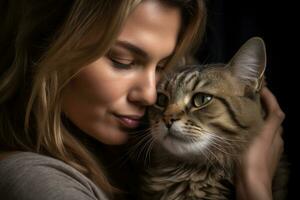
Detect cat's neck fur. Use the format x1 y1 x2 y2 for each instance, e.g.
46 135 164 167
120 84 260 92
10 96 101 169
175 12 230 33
149 141 237 176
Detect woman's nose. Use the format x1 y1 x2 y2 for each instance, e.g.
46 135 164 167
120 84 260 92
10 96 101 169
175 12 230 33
128 67 157 106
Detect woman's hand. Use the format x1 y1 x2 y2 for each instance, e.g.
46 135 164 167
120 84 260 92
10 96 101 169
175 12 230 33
236 87 285 200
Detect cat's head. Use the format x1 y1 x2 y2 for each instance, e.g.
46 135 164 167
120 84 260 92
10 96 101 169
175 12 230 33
148 37 267 163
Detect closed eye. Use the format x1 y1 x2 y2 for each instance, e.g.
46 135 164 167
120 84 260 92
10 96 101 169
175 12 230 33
109 56 135 69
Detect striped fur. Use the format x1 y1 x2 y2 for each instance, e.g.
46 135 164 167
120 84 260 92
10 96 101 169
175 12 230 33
139 37 288 200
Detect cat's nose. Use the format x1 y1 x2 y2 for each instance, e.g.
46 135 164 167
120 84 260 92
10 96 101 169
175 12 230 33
163 116 179 129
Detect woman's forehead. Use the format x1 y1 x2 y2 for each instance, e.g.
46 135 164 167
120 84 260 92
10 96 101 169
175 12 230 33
116 0 181 61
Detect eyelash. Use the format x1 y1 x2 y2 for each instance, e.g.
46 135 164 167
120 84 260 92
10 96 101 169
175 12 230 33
110 58 134 69
109 56 167 72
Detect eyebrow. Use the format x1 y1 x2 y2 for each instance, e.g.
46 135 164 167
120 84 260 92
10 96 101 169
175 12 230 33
114 41 150 60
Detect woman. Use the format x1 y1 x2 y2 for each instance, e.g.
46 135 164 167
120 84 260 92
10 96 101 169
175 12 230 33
0 0 284 199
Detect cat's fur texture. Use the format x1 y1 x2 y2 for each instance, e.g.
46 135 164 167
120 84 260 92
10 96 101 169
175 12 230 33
138 37 289 200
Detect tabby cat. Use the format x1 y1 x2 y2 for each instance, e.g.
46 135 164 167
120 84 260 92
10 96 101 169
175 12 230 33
139 37 288 200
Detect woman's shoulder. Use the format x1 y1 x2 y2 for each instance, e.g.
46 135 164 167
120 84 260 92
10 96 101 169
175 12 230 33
0 151 77 178
0 151 108 200
0 151 75 173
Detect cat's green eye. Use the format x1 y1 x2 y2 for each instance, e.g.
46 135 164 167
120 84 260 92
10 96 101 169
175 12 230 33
155 93 169 108
192 93 213 108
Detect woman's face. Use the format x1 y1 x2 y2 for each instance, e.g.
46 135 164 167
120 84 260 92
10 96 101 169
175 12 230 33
62 1 181 145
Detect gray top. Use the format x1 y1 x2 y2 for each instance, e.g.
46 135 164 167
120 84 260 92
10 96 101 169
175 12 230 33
0 152 109 200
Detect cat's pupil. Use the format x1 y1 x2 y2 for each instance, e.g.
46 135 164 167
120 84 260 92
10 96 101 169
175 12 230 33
193 93 212 108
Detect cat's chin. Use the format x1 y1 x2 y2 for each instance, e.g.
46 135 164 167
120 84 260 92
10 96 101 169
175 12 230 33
158 133 213 160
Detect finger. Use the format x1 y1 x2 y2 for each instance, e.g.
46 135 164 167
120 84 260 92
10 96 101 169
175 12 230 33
260 87 285 129
260 87 285 120
271 126 283 144
277 126 283 136
274 129 284 156
260 125 283 148
270 131 284 177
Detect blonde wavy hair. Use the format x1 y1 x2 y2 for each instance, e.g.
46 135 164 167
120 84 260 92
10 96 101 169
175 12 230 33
0 0 206 198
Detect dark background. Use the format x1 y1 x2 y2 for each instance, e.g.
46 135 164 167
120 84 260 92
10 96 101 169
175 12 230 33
195 0 299 198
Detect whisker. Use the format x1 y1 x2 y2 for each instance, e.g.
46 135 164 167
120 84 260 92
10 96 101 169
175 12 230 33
124 132 152 159
201 129 247 143
138 135 154 164
184 124 248 144
181 127 242 158
128 127 152 136
207 137 235 157
144 137 155 166
198 145 218 169
203 131 244 157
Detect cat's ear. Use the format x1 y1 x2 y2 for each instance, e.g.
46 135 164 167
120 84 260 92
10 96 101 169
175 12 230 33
227 37 266 92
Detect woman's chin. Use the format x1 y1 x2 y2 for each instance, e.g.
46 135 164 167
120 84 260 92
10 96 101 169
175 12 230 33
96 130 130 145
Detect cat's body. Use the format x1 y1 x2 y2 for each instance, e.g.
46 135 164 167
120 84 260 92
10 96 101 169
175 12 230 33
138 37 288 200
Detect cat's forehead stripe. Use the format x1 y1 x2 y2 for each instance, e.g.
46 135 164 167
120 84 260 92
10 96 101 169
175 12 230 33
174 69 199 87
161 79 169 91
192 79 212 91
162 70 186 91
161 67 202 92
160 73 173 91
174 69 191 86
163 78 172 91
184 71 199 87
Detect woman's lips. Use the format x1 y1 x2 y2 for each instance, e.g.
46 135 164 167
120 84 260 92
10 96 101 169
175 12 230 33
115 115 142 129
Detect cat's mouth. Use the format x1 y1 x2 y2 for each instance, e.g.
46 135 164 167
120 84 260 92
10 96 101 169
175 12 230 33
164 130 186 142
164 129 195 143
159 129 210 158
